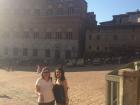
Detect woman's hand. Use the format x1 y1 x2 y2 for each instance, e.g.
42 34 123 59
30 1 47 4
39 93 44 102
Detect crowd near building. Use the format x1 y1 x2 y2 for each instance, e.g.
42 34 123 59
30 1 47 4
0 0 140 65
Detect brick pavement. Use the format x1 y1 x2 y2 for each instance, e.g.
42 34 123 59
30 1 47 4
0 65 118 105
66 70 110 105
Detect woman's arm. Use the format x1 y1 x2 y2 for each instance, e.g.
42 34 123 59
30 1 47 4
35 85 44 102
35 85 41 95
63 80 69 104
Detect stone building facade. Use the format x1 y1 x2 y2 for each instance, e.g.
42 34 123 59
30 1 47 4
86 25 140 55
85 11 140 59
0 0 96 64
85 25 140 57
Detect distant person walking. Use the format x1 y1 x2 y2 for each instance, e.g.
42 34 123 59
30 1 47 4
35 67 55 105
36 64 43 74
53 68 69 105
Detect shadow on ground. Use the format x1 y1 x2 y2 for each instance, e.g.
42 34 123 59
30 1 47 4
64 64 124 72
0 64 124 72
0 94 12 99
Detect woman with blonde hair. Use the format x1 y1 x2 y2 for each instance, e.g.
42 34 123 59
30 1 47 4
35 67 55 105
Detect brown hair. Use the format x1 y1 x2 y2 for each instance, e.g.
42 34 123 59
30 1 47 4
54 67 65 81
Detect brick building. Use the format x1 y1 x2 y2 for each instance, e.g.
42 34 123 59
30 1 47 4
0 0 96 64
85 11 140 60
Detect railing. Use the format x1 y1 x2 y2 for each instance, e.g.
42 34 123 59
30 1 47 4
106 61 140 105
106 71 123 105
135 61 140 105
138 75 140 105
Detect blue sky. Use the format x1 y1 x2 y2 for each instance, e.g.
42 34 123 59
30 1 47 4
86 0 140 24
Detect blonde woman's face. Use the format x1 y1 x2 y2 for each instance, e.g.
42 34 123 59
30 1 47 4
43 71 50 79
56 70 62 78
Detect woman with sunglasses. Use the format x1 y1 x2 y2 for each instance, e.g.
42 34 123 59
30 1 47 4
35 67 55 105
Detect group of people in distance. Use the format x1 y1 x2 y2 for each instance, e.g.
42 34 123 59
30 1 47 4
35 66 69 105
36 64 46 74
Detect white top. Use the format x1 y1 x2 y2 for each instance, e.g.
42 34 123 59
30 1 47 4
36 78 54 103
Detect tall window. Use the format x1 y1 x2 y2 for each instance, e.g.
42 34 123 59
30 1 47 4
66 32 72 40
45 49 50 57
33 49 38 56
23 48 28 56
65 50 71 59
55 50 60 59
55 32 62 40
33 32 39 39
68 7 74 15
45 32 52 39
13 48 19 56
